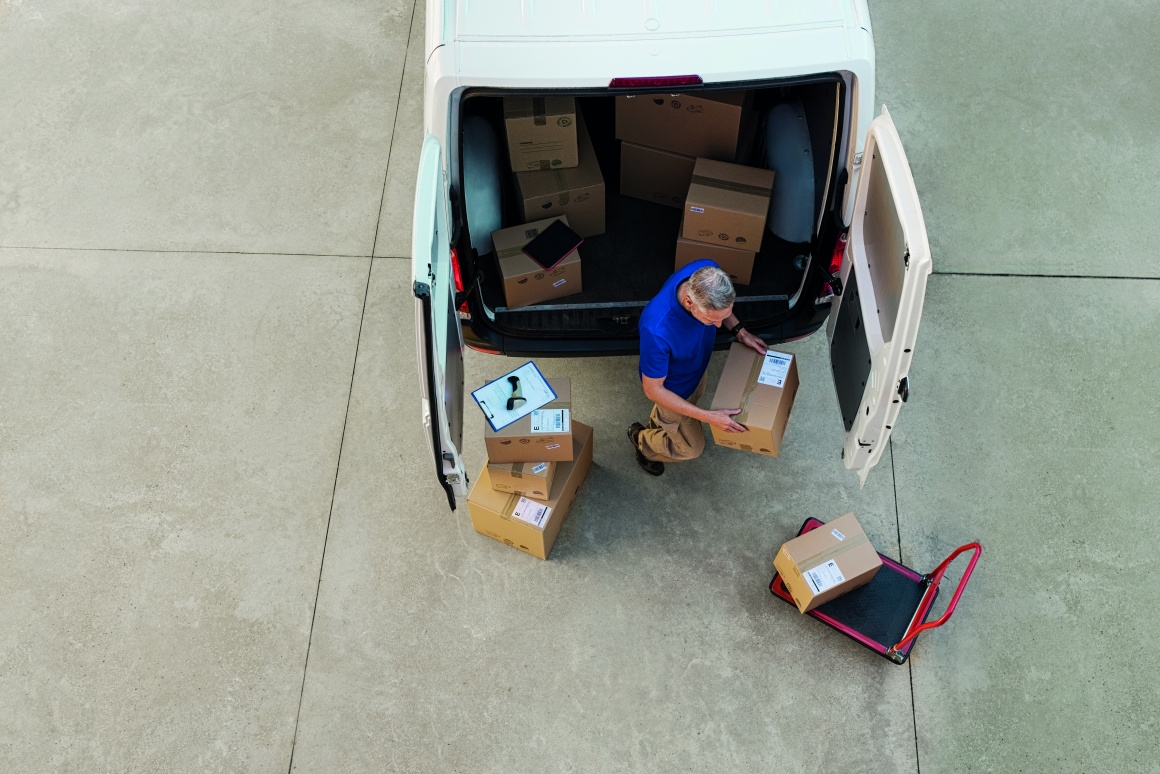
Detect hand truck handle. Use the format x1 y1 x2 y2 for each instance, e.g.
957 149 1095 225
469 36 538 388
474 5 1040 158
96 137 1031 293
888 542 982 655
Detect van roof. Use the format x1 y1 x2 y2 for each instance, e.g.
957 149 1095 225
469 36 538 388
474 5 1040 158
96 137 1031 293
451 0 851 42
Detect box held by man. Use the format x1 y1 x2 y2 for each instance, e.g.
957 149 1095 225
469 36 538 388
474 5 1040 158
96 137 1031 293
774 513 883 613
709 344 798 457
468 422 595 560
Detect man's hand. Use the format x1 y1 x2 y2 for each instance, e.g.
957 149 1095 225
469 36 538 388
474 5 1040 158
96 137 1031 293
738 328 767 355
706 408 747 433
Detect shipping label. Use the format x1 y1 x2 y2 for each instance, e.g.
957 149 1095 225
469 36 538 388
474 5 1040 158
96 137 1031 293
531 463 548 475
511 496 552 528
757 352 793 388
804 560 846 595
530 408 571 434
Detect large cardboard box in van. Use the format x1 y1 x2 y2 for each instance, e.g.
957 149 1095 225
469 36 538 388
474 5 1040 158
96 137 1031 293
615 91 752 161
674 218 756 285
709 344 798 457
774 513 883 613
503 96 579 172
491 216 583 309
514 112 605 237
682 158 774 250
484 378 574 463
619 141 696 209
487 459 557 499
468 422 594 560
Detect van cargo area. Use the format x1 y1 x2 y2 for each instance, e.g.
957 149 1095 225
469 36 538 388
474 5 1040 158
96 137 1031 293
455 79 846 339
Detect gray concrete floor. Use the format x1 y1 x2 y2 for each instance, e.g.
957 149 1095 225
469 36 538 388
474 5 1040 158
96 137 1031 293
2 1 1157 772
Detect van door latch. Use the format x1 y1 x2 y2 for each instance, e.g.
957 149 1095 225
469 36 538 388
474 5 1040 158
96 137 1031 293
897 377 910 403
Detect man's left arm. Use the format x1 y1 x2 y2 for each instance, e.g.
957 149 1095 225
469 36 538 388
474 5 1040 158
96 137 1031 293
723 313 767 355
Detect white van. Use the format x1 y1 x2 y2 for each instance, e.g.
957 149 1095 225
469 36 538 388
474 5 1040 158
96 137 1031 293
413 0 931 510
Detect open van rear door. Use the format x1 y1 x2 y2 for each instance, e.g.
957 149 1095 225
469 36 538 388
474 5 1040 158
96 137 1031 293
828 107 932 485
413 134 467 510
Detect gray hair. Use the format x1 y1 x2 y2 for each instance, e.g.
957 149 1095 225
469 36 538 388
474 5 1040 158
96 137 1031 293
686 265 736 311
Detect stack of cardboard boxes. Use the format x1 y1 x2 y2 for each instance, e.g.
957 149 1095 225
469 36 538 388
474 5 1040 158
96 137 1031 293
615 91 772 286
495 98 607 309
467 377 595 559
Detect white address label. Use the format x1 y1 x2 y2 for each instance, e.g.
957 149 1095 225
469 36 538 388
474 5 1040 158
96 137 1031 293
531 408 570 434
758 352 793 388
804 560 846 595
511 496 552 528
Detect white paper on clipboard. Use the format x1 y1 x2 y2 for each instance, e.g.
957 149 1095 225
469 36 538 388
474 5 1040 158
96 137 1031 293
471 362 557 432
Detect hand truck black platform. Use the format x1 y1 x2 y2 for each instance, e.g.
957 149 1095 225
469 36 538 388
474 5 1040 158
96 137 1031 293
769 517 981 664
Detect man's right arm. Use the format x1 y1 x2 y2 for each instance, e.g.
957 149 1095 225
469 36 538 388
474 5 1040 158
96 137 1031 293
641 375 746 433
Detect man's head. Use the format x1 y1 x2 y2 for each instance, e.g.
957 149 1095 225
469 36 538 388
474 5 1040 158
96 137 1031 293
681 265 736 327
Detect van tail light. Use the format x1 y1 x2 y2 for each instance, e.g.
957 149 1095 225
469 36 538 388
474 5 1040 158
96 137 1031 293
829 232 848 276
609 75 703 89
450 247 465 293
817 232 848 301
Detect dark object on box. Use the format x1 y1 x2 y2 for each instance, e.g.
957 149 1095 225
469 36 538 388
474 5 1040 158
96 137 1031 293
522 219 583 270
769 517 982 664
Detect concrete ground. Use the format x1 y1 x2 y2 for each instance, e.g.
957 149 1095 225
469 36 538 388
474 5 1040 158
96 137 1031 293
2 1 1157 772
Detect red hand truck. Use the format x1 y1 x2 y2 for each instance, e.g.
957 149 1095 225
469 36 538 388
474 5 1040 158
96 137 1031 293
769 517 982 664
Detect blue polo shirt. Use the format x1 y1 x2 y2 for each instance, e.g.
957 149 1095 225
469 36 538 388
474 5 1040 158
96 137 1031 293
639 259 719 399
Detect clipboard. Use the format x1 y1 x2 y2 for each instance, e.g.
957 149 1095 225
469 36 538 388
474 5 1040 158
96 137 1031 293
471 361 557 432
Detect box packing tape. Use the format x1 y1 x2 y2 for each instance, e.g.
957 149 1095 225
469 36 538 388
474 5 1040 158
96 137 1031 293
689 174 770 198
732 354 768 428
785 533 872 576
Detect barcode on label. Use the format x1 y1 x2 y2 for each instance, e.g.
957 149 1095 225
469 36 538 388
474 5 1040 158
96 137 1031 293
552 279 567 287
532 463 548 474
690 206 705 214
831 528 845 541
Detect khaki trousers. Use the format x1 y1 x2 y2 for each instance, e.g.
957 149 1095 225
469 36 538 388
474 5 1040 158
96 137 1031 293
637 375 708 464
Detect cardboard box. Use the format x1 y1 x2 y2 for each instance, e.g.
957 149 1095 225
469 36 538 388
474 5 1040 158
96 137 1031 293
615 91 752 161
619 141 696 209
484 377 574 463
682 158 774 250
709 343 799 457
675 217 756 285
773 513 883 613
468 422 595 560
503 96 579 172
514 112 605 237
491 216 583 309
486 459 557 499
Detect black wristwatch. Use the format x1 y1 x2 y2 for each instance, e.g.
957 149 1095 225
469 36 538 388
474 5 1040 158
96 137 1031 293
727 321 744 337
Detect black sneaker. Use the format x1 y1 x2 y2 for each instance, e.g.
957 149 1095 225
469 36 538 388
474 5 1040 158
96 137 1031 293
627 422 664 476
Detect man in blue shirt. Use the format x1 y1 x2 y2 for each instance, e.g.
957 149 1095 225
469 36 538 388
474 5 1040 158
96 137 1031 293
629 259 768 475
